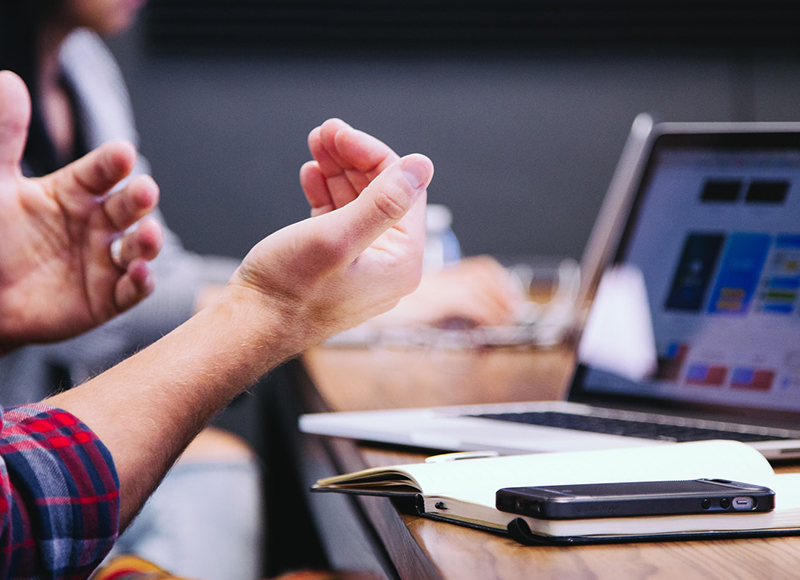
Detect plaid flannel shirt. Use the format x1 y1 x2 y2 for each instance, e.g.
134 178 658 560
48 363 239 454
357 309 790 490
0 404 119 580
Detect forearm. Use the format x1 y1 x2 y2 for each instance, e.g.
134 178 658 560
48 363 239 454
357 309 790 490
47 287 288 527
44 129 433 530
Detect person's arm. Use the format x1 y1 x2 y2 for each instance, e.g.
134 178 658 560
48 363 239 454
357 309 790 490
0 71 164 354
49 119 434 527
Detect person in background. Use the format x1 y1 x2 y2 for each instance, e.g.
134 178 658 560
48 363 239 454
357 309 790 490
0 68 434 579
0 0 521 404
0 0 522 578
0 0 523 390
1 5 264 576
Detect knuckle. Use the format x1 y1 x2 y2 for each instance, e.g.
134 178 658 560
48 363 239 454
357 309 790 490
97 152 118 185
371 184 409 221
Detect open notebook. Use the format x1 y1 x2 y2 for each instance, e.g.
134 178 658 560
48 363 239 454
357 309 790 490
312 441 800 545
301 115 800 460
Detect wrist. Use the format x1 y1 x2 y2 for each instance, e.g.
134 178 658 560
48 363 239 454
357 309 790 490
205 283 302 376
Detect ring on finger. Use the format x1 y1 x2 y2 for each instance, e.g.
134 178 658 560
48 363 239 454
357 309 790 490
110 237 126 269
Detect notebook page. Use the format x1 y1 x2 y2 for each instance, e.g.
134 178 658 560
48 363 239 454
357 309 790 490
403 440 775 509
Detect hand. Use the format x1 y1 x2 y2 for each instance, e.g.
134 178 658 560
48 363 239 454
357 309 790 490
50 120 431 525
301 120 521 329
228 119 433 356
0 71 163 352
300 117 400 215
375 255 526 328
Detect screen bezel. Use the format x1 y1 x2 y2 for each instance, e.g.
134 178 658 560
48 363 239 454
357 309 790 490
568 126 800 429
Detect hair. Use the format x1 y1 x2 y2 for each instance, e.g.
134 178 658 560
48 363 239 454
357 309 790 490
0 0 66 175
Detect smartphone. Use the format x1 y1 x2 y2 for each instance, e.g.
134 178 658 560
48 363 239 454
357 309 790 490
495 479 775 520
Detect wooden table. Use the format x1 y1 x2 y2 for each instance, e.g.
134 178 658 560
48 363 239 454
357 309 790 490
279 344 800 580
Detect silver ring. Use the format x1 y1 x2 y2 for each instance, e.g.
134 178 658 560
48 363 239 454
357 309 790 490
110 237 125 269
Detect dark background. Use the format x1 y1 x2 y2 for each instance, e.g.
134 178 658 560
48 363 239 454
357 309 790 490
105 1 800 265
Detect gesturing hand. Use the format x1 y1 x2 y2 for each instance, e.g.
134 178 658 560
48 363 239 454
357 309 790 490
301 120 524 331
0 71 163 353
299 118 401 216
229 119 432 357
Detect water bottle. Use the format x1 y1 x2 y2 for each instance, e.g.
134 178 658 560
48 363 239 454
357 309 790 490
424 204 461 272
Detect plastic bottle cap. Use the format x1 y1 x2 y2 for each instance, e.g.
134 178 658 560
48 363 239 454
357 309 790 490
426 204 453 234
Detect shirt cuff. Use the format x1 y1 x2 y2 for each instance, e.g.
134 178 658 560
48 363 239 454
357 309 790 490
0 403 120 578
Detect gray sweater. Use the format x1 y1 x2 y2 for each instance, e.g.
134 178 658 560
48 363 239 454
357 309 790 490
0 29 239 404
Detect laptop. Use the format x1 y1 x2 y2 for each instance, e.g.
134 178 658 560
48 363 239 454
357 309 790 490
299 114 800 460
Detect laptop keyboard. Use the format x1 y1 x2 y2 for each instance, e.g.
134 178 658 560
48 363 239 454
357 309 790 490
471 410 800 443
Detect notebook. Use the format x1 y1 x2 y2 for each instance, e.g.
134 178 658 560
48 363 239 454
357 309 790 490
299 114 800 460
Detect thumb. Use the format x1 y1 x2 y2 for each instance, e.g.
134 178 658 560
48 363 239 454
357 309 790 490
0 71 31 177
326 153 434 258
46 140 137 198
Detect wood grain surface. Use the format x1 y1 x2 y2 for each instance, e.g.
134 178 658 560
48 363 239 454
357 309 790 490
301 345 800 580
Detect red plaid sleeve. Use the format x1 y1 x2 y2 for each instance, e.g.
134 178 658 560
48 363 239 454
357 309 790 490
0 404 119 580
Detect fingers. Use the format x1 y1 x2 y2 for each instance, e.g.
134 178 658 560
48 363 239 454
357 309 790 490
48 139 137 199
314 119 397 174
111 218 163 311
324 154 433 260
308 122 359 209
103 173 160 230
114 257 156 312
0 70 32 177
111 217 164 270
329 122 397 174
307 123 344 176
442 295 507 328
307 119 400 210
461 283 519 326
299 161 334 217
458 256 526 319
408 258 522 327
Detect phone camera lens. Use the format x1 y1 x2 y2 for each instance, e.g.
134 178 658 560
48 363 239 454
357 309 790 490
702 498 711 509
720 498 731 509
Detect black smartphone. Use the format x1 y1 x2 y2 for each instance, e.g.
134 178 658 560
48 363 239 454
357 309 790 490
496 479 775 520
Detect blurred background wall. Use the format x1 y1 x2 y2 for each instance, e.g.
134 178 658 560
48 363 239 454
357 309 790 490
105 1 800 267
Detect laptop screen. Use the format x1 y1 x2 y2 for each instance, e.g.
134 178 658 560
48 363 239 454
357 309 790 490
572 130 800 425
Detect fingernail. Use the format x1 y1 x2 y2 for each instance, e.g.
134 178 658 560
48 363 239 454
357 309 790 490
401 155 432 191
